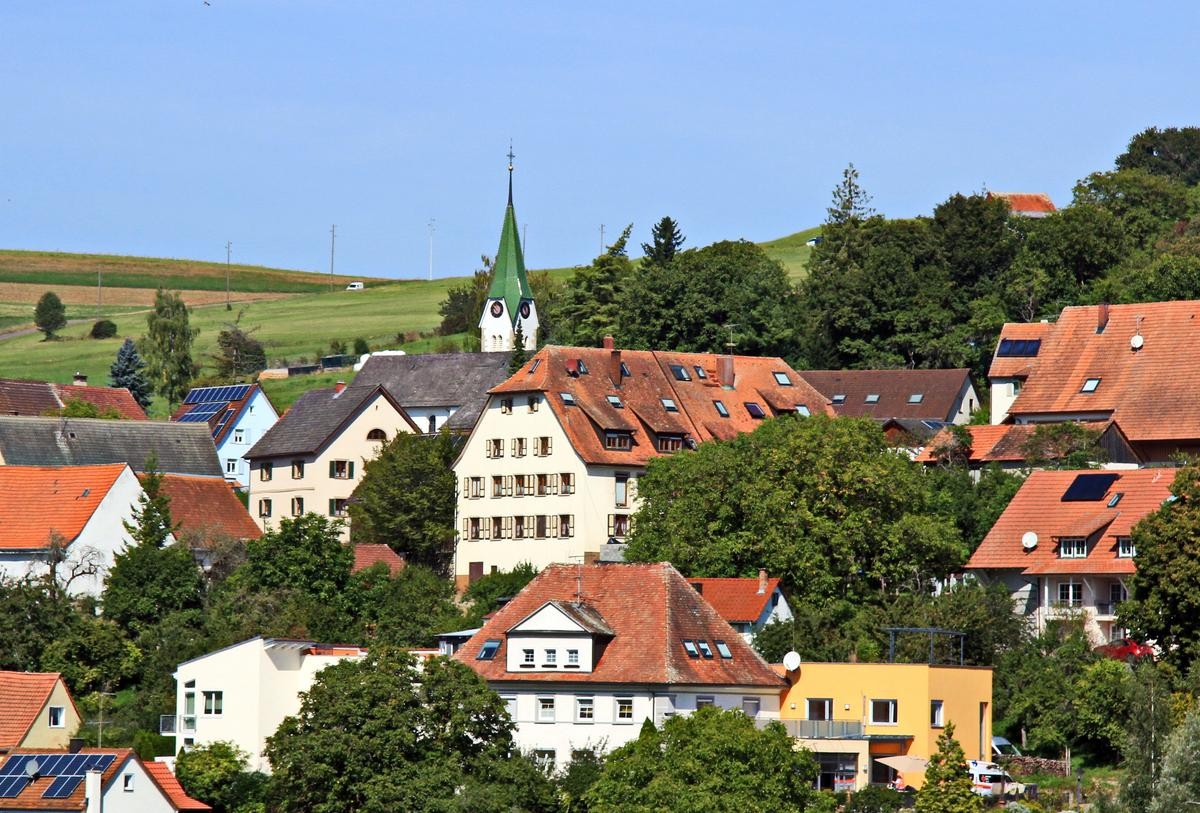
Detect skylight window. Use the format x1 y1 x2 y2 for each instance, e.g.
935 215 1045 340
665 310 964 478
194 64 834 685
476 640 501 660
682 640 700 658
697 640 714 658
908 393 924 404
745 402 766 419
661 398 678 412
714 640 732 659
1108 492 1124 508
560 392 576 405
796 405 811 417
714 400 729 417
865 394 880 404
669 364 691 381
528 358 541 374
620 362 631 377
694 366 707 379
832 394 846 404
577 359 589 374
606 395 623 408
772 372 792 386
1081 378 1101 393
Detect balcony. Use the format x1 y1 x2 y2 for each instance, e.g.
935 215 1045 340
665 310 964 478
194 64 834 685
773 719 865 739
159 715 196 736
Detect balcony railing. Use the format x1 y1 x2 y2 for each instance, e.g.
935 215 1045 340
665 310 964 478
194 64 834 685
773 719 865 739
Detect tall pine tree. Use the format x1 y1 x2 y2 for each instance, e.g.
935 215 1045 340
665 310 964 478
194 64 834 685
640 216 685 267
110 338 153 410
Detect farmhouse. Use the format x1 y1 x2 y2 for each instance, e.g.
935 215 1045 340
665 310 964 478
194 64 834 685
171 383 279 487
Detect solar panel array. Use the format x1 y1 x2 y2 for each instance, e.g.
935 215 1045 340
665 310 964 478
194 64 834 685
1062 472 1121 502
996 338 1042 358
0 753 116 799
183 384 251 405
177 403 224 423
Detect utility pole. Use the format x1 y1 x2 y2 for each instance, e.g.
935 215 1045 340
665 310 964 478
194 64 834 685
96 266 102 318
600 224 606 255
428 218 435 281
225 241 232 310
329 224 336 292
86 691 115 747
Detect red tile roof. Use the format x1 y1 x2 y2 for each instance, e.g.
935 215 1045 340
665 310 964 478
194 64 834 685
988 322 1055 379
351 544 406 575
966 468 1173 575
144 761 213 811
0 464 128 551
687 577 780 623
987 191 1057 215
801 368 974 422
914 422 1110 464
0 748 135 811
0 672 66 748
0 379 145 420
994 302 1200 443
147 474 262 542
455 562 785 687
490 344 832 467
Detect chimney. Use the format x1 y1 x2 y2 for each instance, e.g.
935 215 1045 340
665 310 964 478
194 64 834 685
757 568 768 595
605 336 622 385
69 738 84 753
85 769 102 813
1097 303 1110 333
72 372 88 386
334 381 346 395
717 355 735 388
602 335 614 350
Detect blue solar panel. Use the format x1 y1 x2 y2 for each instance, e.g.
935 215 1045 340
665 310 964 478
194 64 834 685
43 774 83 799
1062 473 1120 502
0 757 23 777
184 384 251 405
179 403 223 423
996 338 1042 358
0 776 29 797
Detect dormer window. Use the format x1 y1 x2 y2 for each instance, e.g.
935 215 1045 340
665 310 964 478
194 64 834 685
1059 537 1087 559
1081 378 1101 393
714 640 732 659
669 364 691 381
1118 536 1136 558
773 372 792 386
661 398 678 412
605 432 632 450
658 435 684 452
682 640 700 658
607 395 624 408
477 640 501 660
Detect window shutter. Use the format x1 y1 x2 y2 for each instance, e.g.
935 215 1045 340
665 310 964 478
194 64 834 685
506 475 514 496
551 473 558 495
483 520 491 540
549 516 558 538
511 437 516 456
328 499 336 516
348 461 355 479
504 516 513 538
462 477 469 497
568 515 574 537
462 518 469 538
328 461 336 478
607 514 615 536
547 437 552 454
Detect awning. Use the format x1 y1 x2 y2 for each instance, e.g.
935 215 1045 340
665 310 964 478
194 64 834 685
875 755 928 776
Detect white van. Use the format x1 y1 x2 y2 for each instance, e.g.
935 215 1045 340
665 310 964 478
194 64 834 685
345 281 364 291
967 760 1022 798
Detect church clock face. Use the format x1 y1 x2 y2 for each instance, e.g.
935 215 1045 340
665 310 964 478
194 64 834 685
490 301 503 318
519 302 531 319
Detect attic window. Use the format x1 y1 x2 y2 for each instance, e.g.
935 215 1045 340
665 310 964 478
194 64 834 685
682 640 700 658
605 431 632 450
745 402 766 419
528 358 541 374
620 362 631 377
560 392 576 405
832 394 846 404
476 640 501 660
669 364 691 382
577 359 589 374
661 398 678 412
908 393 924 404
714 640 732 659
796 405 811 417
607 395 624 409
1081 378 1101 393
694 366 707 379
1058 537 1087 559
1108 492 1124 508
697 640 714 658
865 394 880 404
714 400 730 417
772 372 792 386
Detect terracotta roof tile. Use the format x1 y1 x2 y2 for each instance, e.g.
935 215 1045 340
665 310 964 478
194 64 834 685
988 322 1056 379
350 544 406 575
144 474 261 542
144 761 212 811
490 344 832 467
802 368 973 422
966 468 1173 574
0 748 135 811
0 380 145 420
0 672 63 747
987 191 1057 215
55 385 146 420
914 422 1109 464
687 577 780 623
0 465 128 550
455 563 785 687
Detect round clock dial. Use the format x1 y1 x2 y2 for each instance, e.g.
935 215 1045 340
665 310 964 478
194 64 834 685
490 301 503 318
520 302 531 319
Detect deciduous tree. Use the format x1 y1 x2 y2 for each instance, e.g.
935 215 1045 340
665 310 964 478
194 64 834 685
1117 126 1200 186
175 741 267 813
1148 707 1200 813
34 291 67 339
141 289 198 407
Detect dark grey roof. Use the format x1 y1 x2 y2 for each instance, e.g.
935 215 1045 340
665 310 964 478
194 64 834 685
354 352 513 431
0 416 221 476
246 384 413 459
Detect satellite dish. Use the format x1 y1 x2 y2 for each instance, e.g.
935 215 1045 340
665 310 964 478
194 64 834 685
24 758 39 778
782 651 802 671
1131 334 1144 350
1021 531 1038 551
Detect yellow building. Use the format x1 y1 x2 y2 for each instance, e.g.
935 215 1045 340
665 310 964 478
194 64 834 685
778 662 993 791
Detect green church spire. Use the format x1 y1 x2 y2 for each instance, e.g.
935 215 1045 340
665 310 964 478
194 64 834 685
487 146 533 324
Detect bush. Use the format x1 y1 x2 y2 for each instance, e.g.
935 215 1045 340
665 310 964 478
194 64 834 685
90 319 118 339
352 337 370 355
845 784 906 812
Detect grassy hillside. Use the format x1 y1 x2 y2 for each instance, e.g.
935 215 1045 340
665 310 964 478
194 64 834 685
759 226 820 281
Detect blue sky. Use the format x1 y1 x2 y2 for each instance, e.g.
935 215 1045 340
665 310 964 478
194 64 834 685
2 2 1198 279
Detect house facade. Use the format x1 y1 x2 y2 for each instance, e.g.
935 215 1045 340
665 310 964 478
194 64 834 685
778 661 993 791
172 384 279 487
453 340 832 588
455 563 787 772
166 637 367 773
245 384 418 541
688 571 793 643
0 671 81 750
965 468 1173 645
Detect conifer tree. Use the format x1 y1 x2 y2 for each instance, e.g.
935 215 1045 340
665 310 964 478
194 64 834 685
915 721 982 813
640 216 685 267
109 338 153 410
508 323 528 374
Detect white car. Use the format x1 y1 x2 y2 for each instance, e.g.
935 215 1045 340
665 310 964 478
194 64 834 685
345 281 364 291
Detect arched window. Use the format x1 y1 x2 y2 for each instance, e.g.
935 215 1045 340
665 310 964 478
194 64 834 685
367 428 387 441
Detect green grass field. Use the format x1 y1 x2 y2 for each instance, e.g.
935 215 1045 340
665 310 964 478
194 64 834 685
759 226 820 281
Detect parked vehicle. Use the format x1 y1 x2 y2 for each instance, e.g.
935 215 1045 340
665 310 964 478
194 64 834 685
345 281 364 291
992 735 1022 757
967 760 1023 798
1095 637 1154 662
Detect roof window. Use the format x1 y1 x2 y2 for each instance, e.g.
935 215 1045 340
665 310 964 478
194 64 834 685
832 394 846 404
682 640 700 658
606 395 623 409
577 359 589 375
714 400 729 418
620 362 631 377
1081 377 1101 393
697 640 714 658
745 402 766 419
694 366 707 379
560 392 576 405
796 405 811 417
908 393 924 404
661 398 678 412
669 364 691 382
865 394 880 404
477 640 501 660
714 640 732 659
1108 492 1124 508
772 372 792 386
528 358 541 374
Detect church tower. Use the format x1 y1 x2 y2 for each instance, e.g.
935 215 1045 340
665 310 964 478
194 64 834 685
479 148 538 353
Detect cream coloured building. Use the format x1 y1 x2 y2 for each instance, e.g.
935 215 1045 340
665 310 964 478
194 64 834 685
245 384 419 541
0 671 81 750
453 341 833 588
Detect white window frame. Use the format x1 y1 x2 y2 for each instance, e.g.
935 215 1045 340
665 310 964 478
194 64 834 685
537 697 555 723
203 690 224 716
742 697 761 717
543 648 557 667
870 699 897 725
47 706 65 728
123 774 134 792
616 696 635 722
807 698 832 721
575 696 594 723
930 699 944 728
1118 536 1136 558
225 458 237 475
1058 580 1083 608
1059 536 1087 559
566 649 580 667
233 428 245 444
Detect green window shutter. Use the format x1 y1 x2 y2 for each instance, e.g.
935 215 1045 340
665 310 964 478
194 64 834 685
328 461 336 478
328 499 336 516
349 461 355 479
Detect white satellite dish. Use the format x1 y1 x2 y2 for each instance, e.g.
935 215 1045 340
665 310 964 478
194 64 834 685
1021 531 1038 550
782 651 802 671
24 758 39 777
1131 333 1144 350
